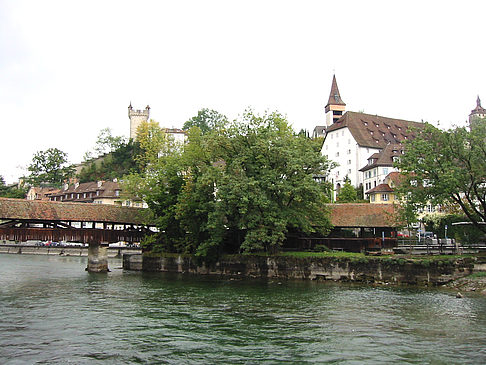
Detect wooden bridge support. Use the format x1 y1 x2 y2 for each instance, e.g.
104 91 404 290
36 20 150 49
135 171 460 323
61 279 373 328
87 242 109 272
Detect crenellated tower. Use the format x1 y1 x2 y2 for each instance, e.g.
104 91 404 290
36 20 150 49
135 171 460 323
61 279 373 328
128 103 150 140
325 75 346 127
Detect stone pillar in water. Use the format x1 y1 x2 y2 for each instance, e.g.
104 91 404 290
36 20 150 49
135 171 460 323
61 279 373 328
87 242 109 272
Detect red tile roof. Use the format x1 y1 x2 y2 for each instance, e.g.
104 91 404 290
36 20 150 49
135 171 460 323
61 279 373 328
325 74 346 108
327 203 401 227
360 144 404 172
366 183 394 194
326 111 424 148
0 198 152 225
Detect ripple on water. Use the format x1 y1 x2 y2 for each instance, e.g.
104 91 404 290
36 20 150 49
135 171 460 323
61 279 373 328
1 255 486 364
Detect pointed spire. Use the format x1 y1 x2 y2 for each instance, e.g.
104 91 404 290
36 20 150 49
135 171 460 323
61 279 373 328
128 101 133 110
477 95 481 108
326 74 346 108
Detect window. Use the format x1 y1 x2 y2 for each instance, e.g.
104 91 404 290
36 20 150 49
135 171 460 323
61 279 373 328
83 193 86 198
347 149 351 154
382 194 389 201
348 169 351 174
371 195 376 202
76 194 80 199
383 168 388 175
347 160 351 165
336 142 339 147
336 152 340 157
115 190 120 197
341 131 344 136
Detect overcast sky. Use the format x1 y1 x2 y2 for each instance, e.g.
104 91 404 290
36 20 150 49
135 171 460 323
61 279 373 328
1 0 485 183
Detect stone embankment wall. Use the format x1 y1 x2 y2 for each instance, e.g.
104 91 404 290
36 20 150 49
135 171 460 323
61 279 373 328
123 253 478 286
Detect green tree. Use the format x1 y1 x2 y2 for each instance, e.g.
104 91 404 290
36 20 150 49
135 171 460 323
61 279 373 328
396 121 486 234
25 148 74 187
78 139 141 182
337 177 358 203
0 176 27 198
183 108 227 134
126 109 335 261
178 110 334 258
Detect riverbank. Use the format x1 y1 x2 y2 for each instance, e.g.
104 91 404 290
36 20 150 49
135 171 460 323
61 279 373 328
124 252 484 288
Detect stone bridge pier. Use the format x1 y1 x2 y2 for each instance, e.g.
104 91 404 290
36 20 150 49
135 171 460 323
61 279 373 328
87 242 109 272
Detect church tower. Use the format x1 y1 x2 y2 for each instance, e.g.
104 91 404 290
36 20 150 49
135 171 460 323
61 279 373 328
325 75 346 127
469 95 486 127
128 103 150 140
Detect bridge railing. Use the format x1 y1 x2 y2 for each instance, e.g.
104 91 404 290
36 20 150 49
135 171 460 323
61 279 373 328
0 227 147 244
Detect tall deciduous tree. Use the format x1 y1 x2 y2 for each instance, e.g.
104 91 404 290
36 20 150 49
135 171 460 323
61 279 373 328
396 121 486 234
183 108 227 134
125 109 335 260
25 148 74 187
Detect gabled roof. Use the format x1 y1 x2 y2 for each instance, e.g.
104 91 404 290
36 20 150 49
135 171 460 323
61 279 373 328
326 111 424 148
367 183 394 194
327 203 400 227
360 144 404 172
325 75 346 108
50 181 121 200
0 198 152 225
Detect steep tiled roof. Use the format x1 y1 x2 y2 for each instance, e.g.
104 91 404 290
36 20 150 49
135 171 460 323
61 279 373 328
327 203 400 227
325 75 346 108
0 198 152 225
367 183 394 194
49 181 121 203
326 111 424 148
359 144 404 172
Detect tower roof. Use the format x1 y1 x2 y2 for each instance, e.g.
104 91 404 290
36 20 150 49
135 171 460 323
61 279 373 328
470 95 486 115
325 75 346 108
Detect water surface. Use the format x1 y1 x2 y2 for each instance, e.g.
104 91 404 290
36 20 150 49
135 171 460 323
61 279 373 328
1 254 485 364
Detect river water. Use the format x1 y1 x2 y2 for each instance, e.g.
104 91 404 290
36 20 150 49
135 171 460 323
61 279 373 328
0 254 485 364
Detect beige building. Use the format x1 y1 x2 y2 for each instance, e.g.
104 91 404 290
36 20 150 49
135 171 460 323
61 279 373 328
366 172 401 204
48 180 146 208
26 186 60 201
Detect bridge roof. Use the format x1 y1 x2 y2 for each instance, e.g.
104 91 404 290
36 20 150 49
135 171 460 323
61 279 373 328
0 198 153 225
328 203 400 228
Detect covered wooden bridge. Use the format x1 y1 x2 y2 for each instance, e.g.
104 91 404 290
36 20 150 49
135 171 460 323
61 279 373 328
288 203 402 252
0 198 155 272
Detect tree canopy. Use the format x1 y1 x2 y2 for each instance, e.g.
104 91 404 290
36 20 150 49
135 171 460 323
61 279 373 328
78 128 141 183
182 108 227 134
337 177 358 203
25 148 74 187
124 110 334 260
396 121 486 234
0 176 27 198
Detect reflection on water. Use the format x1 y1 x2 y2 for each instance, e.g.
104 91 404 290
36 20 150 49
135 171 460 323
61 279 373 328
0 254 485 364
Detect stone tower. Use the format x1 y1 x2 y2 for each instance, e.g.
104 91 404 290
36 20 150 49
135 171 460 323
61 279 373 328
469 95 486 127
325 75 346 127
128 103 150 140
